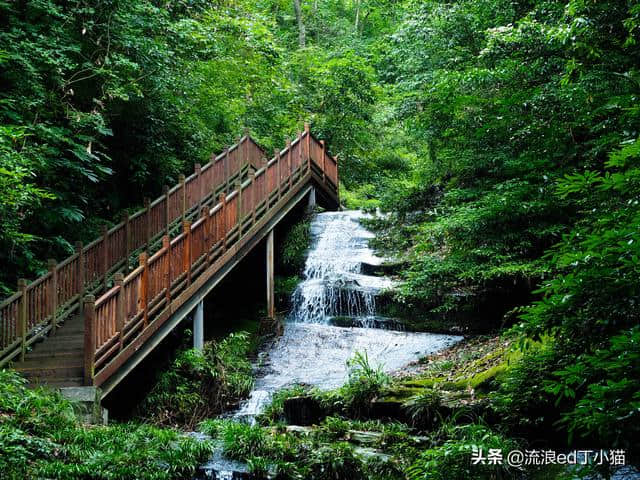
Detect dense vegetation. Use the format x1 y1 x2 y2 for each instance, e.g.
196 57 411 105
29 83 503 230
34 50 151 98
2 0 640 477
0 0 385 294
0 370 212 479
139 332 254 428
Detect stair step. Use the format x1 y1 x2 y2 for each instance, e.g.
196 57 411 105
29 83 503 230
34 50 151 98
30 338 83 351
16 365 84 379
27 349 83 359
39 329 84 337
29 377 84 389
17 355 83 367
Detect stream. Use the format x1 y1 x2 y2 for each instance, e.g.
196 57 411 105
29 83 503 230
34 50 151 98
196 210 462 479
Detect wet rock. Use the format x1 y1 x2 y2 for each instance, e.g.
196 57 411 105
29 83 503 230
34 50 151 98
353 447 391 462
259 316 283 337
285 425 313 435
283 395 324 426
328 315 405 330
361 261 404 277
347 430 382 445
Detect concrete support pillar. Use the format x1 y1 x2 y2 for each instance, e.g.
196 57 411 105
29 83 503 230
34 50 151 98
307 187 316 213
193 300 204 350
266 229 275 319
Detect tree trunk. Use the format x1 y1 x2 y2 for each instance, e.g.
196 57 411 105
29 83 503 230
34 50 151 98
354 0 360 32
293 0 306 47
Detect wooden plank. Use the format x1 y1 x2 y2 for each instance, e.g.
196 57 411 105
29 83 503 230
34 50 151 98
83 295 96 386
48 259 57 334
18 279 27 362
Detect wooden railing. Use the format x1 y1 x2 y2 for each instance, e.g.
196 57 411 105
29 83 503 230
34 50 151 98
85 126 337 386
0 134 268 368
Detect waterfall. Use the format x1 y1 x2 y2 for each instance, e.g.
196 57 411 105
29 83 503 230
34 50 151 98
290 210 393 325
195 210 463 478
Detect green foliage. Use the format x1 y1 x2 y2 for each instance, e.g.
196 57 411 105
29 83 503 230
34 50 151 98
490 341 562 433
0 369 212 480
341 183 381 211
548 328 640 449
0 0 405 295
372 0 640 325
403 387 443 426
140 332 253 427
258 383 313 425
201 418 368 480
406 424 521 480
325 351 391 418
280 217 312 273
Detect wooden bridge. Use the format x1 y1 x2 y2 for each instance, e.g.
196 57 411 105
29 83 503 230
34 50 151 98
0 125 339 397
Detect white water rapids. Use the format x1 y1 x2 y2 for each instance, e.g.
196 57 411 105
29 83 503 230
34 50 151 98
234 210 461 418
290 210 393 324
196 210 461 479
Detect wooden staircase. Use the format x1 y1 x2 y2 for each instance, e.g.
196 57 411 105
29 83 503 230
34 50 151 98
13 315 85 388
2 126 339 394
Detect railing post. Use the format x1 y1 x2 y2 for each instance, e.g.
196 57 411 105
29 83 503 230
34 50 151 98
144 197 151 252
139 252 149 328
224 148 230 193
163 235 171 307
304 122 311 171
297 130 303 174
286 139 292 190
48 259 58 335
83 295 95 386
219 194 227 252
321 139 326 183
243 128 249 170
18 279 27 362
123 212 131 273
275 148 281 199
237 180 243 228
249 172 256 225
114 273 125 351
183 221 192 286
195 163 202 211
179 174 186 223
102 225 109 290
201 206 210 265
163 185 170 236
75 241 85 314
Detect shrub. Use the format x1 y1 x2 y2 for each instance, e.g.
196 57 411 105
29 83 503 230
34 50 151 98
0 370 212 480
329 351 390 418
405 424 522 480
141 332 253 427
549 327 640 449
281 217 312 273
403 387 443 426
259 384 314 425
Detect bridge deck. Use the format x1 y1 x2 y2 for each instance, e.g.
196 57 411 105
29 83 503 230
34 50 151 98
7 126 338 391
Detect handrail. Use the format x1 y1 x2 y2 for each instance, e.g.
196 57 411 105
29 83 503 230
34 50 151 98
0 134 267 368
85 125 338 386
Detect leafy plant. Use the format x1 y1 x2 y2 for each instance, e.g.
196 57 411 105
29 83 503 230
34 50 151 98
141 332 254 427
0 370 212 480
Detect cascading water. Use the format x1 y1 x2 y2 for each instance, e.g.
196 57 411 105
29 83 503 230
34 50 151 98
290 210 393 325
230 210 460 421
195 210 462 479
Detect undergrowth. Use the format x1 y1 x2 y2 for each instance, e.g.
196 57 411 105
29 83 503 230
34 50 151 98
139 331 254 428
0 370 212 480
